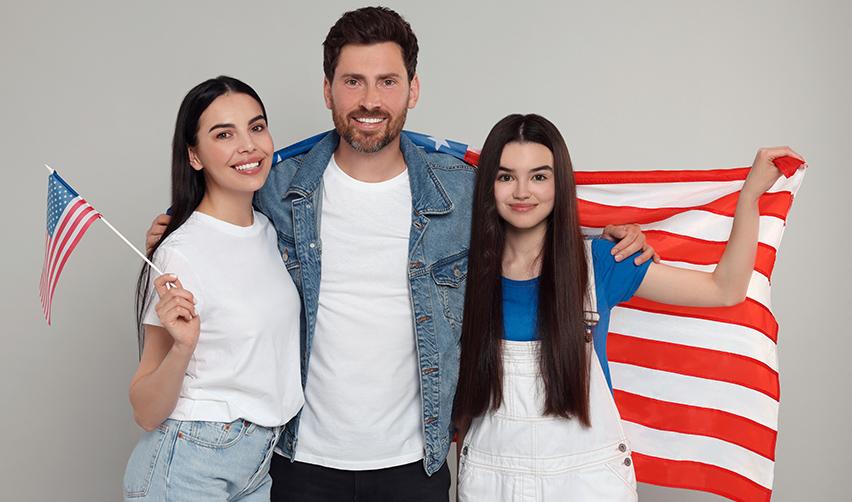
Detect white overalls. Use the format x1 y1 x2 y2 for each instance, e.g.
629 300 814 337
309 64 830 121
458 243 637 501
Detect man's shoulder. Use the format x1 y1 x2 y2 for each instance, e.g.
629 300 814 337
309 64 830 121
418 150 476 196
420 149 476 172
263 156 302 190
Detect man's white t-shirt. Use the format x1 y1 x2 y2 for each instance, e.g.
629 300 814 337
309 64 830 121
293 156 424 470
143 210 304 428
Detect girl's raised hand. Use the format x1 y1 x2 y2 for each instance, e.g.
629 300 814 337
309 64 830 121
741 146 806 202
153 274 200 354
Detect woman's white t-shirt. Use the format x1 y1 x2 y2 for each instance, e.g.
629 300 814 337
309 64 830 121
142 210 303 427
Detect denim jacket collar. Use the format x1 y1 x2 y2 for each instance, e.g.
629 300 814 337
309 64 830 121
285 131 454 216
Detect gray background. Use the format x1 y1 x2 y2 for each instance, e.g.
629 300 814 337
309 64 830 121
1 0 848 500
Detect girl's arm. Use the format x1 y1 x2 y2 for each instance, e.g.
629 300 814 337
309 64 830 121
635 147 804 307
129 275 199 431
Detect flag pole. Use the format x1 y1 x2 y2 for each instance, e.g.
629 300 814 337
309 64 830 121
44 164 165 276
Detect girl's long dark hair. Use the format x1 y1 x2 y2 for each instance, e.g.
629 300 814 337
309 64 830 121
134 76 267 354
454 114 592 426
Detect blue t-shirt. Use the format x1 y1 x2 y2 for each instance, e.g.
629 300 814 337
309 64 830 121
501 238 651 389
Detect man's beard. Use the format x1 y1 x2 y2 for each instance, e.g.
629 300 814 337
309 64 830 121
331 103 408 154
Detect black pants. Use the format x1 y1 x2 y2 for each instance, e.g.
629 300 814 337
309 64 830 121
269 454 450 502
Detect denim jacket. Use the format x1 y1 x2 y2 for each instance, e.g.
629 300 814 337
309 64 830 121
254 131 475 475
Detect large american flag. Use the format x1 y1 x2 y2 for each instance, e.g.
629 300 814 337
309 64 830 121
275 132 804 501
40 170 101 324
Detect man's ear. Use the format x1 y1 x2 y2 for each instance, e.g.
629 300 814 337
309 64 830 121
407 73 420 109
323 77 333 110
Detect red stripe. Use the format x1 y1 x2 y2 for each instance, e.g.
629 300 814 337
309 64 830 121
45 212 100 324
614 390 777 460
578 191 794 227
621 297 778 343
575 167 752 185
45 199 86 281
463 149 480 166
640 231 778 279
608 333 779 400
46 205 96 294
632 452 772 502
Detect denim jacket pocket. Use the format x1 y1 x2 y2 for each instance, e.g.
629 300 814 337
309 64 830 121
123 423 169 498
178 419 250 449
431 250 468 324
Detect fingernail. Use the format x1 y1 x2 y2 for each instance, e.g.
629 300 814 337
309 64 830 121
615 254 623 262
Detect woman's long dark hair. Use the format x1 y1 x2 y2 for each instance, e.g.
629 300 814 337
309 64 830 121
454 114 592 426
134 76 268 354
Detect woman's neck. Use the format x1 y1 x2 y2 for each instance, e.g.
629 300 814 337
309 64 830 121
502 223 547 280
195 187 255 227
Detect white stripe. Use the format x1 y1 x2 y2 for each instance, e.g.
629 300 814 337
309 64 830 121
622 421 775 489
610 363 779 430
643 212 785 245
577 169 804 209
583 211 786 248
578 181 743 208
610 307 778 371
654 262 772 309
773 168 806 195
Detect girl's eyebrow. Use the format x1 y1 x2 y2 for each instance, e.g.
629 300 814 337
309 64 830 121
497 165 553 172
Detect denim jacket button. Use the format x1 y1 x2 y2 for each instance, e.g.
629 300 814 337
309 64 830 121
618 443 627 453
453 266 462 278
624 457 632 467
282 249 289 262
462 446 469 456
309 242 316 249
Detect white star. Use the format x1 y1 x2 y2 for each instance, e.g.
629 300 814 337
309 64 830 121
428 136 450 152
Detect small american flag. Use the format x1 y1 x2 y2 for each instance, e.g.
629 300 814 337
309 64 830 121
40 169 101 324
274 132 804 501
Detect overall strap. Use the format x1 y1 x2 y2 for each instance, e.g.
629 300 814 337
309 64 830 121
583 239 600 334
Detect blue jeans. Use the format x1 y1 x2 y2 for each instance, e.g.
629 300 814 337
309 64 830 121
123 418 281 501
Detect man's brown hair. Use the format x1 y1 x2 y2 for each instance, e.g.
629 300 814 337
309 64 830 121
323 6 419 81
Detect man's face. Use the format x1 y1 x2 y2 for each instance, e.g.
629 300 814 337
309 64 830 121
324 42 420 153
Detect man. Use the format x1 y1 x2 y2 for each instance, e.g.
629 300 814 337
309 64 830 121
146 7 655 501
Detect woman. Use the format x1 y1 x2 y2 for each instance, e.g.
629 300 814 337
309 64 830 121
453 114 803 501
123 76 303 501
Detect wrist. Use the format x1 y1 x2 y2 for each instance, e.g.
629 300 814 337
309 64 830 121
738 190 761 206
170 340 196 359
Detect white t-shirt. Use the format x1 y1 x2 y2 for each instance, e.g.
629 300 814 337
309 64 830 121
143 210 303 428
293 156 424 470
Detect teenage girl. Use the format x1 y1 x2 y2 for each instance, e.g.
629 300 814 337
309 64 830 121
454 114 803 501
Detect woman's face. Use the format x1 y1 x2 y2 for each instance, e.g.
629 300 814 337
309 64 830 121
189 92 273 194
493 141 556 232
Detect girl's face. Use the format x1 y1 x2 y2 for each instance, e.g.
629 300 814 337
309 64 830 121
494 141 556 232
189 92 273 194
